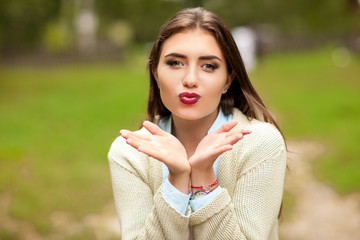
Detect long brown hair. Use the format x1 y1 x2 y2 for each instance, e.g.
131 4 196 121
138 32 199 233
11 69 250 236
147 7 281 133
147 7 285 218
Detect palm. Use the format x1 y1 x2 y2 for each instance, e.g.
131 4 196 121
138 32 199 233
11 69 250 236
120 121 190 175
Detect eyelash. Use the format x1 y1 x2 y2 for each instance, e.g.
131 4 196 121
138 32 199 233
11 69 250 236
202 63 218 71
166 60 183 67
165 60 219 71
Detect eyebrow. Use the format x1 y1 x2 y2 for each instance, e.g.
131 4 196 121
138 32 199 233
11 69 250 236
164 53 222 62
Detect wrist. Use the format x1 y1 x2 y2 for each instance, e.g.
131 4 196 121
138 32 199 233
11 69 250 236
191 179 218 191
189 154 216 170
168 172 190 194
190 178 219 198
190 184 219 200
190 168 216 187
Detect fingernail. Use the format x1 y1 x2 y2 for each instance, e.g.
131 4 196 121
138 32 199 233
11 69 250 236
120 130 127 136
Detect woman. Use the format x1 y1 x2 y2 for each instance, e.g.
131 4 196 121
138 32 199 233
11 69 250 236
108 7 286 240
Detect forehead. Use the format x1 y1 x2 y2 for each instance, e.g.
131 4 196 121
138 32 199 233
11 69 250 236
160 29 224 59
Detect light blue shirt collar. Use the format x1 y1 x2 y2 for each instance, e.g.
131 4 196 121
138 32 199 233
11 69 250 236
157 108 233 134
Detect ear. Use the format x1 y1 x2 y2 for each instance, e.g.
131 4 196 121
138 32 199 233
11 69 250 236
223 70 235 94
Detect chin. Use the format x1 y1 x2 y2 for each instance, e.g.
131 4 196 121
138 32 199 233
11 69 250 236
172 107 217 122
173 112 200 121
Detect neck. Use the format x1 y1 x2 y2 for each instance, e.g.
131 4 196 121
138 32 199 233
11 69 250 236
171 108 219 158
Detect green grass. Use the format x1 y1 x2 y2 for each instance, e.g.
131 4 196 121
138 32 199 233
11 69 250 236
0 47 359 237
252 47 360 193
0 60 149 235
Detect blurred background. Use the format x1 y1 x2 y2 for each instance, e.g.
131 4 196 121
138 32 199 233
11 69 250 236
0 0 359 239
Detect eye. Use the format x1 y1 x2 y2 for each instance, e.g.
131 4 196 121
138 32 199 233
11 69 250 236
202 63 219 71
166 60 183 67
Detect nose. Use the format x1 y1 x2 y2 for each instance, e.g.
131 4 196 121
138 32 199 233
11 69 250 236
182 65 199 88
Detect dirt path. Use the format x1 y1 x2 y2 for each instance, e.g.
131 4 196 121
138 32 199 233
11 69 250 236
0 192 120 240
48 202 120 240
0 192 43 240
279 140 360 240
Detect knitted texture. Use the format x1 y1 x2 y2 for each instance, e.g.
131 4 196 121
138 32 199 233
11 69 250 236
108 108 287 239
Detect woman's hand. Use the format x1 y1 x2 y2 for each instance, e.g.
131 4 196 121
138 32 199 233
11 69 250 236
120 121 190 194
189 120 251 186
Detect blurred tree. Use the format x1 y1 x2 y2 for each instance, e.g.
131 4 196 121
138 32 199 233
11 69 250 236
205 0 359 50
0 0 61 55
42 20 72 53
183 0 204 8
74 0 98 55
206 0 357 35
42 0 76 54
0 0 358 56
95 0 182 42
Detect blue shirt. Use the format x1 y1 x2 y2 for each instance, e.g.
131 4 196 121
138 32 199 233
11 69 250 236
157 108 233 215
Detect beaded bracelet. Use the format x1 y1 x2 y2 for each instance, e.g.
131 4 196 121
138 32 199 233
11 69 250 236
191 179 218 191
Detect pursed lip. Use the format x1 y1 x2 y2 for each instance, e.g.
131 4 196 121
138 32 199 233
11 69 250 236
178 92 201 105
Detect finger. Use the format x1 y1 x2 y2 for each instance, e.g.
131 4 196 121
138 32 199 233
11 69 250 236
225 133 244 145
240 129 252 135
120 130 141 139
143 121 167 136
225 128 251 137
121 131 151 149
119 129 129 138
213 120 238 134
205 144 233 160
223 129 252 147
138 145 166 162
120 130 150 141
217 144 233 154
126 136 150 149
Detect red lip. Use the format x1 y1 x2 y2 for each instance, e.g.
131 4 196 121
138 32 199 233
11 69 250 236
179 92 201 105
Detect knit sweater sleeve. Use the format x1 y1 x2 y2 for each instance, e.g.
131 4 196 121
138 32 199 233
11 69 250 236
189 123 287 239
108 135 190 240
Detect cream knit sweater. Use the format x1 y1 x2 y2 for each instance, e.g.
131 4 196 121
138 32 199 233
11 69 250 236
108 108 287 240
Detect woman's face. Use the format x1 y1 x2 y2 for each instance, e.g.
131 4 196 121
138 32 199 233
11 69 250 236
154 29 232 122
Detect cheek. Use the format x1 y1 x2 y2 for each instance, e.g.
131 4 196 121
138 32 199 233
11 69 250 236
157 78 176 106
157 77 172 94
156 68 181 94
203 76 228 96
